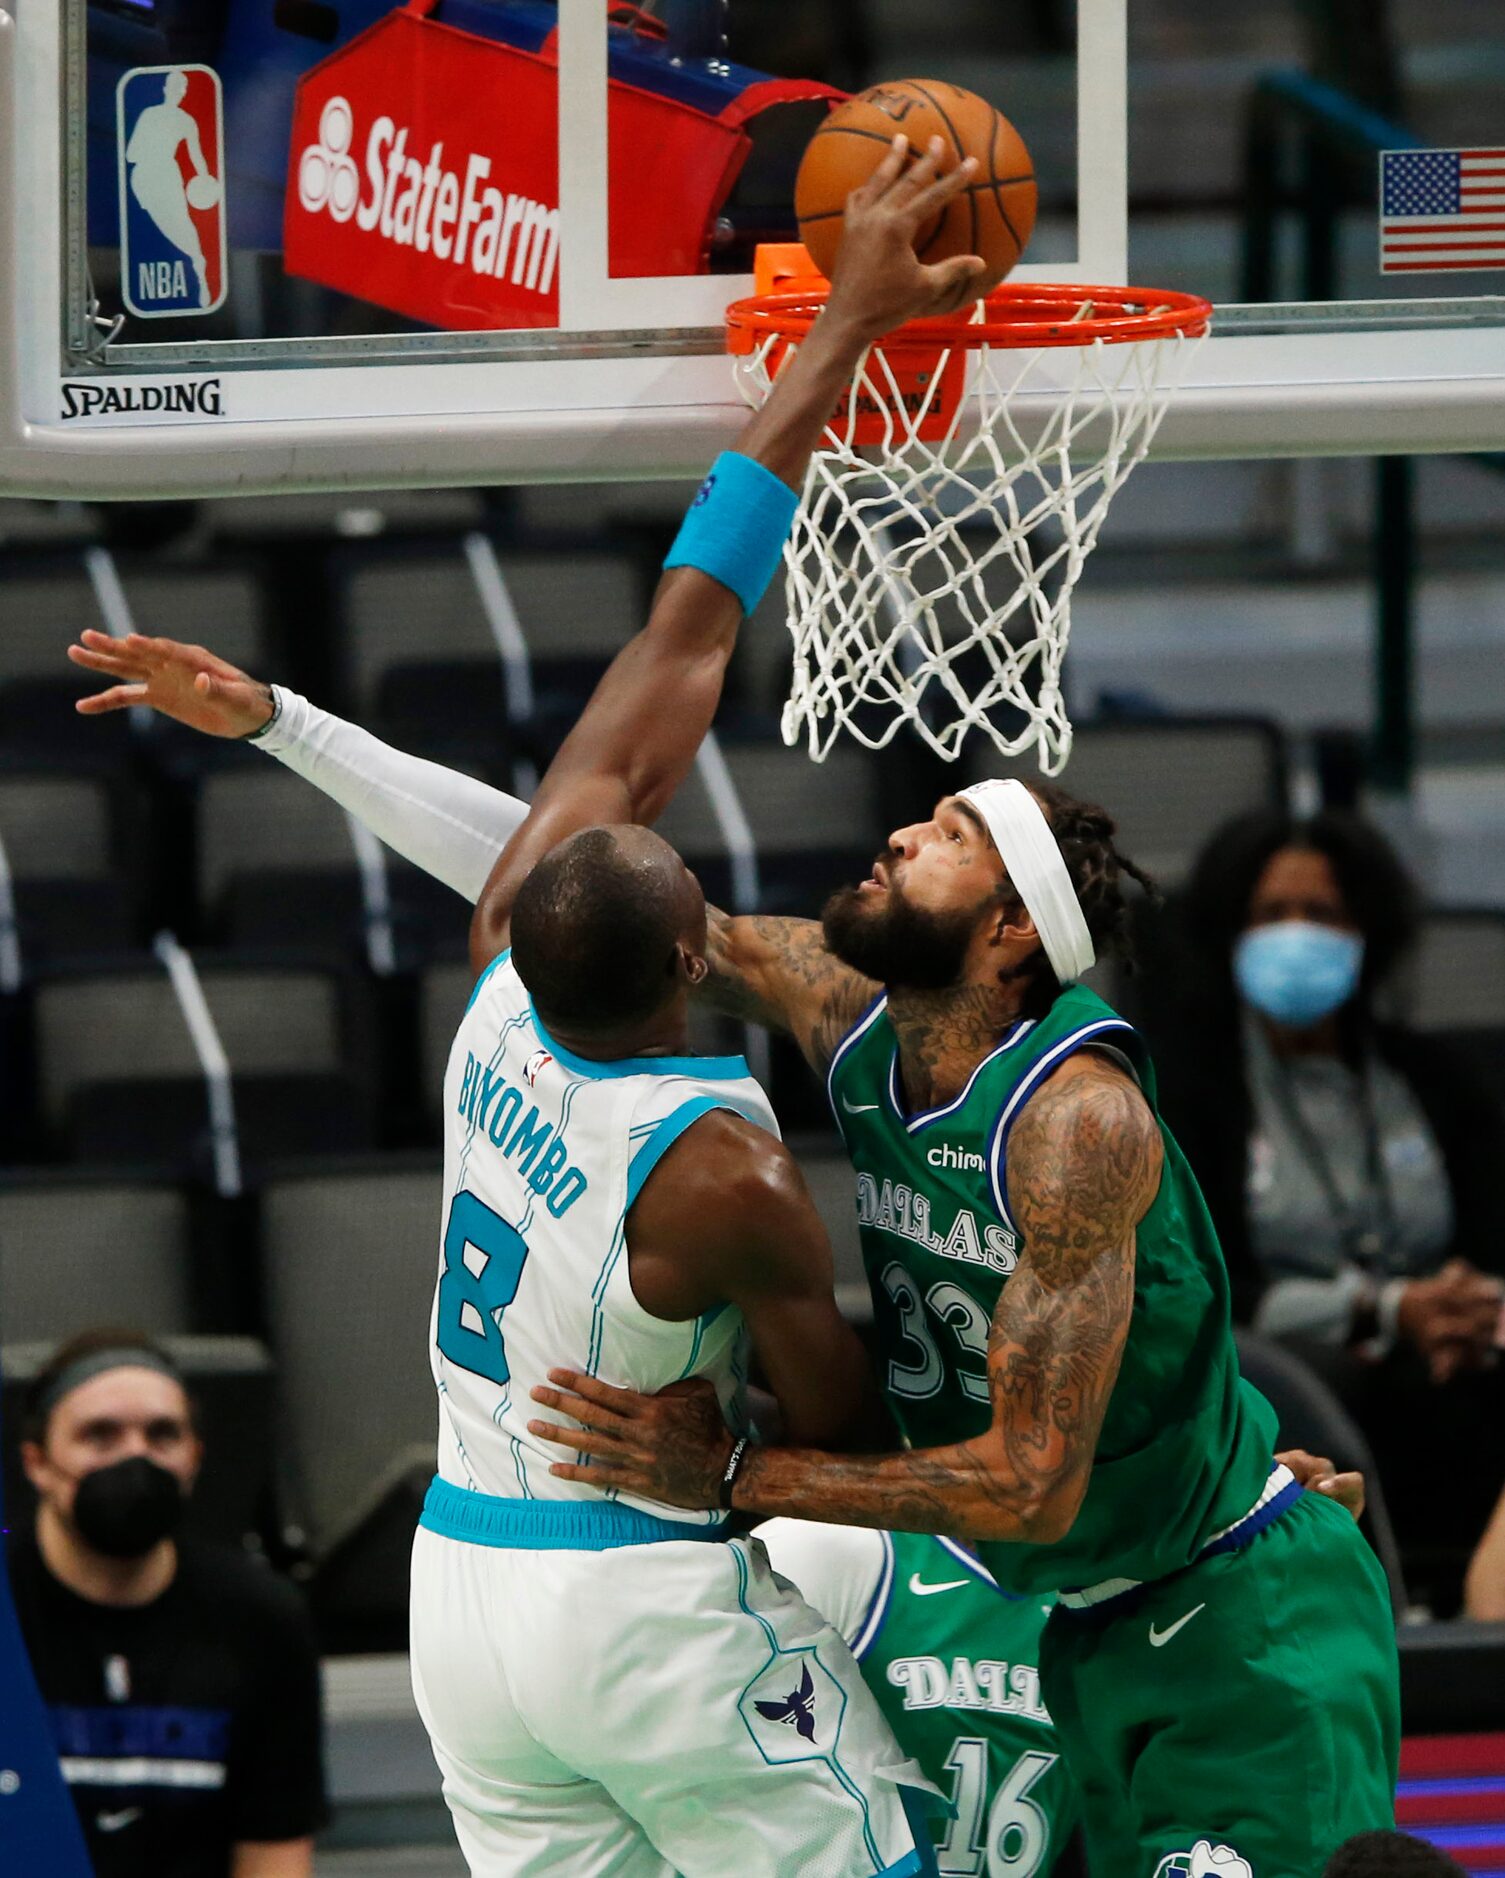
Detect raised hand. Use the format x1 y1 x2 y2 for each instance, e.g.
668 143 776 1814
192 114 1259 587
68 631 275 740
824 133 988 336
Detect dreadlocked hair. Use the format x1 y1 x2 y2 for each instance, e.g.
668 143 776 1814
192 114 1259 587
996 779 1160 1019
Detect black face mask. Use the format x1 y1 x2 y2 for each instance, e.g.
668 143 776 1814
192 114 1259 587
70 1457 185 1560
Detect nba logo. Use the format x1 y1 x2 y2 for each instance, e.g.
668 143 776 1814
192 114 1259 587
116 65 227 319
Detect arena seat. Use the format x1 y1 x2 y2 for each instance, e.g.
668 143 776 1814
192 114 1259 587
961 715 1289 889
0 765 139 971
715 738 888 918
1234 1327 1408 1613
1400 909 1505 1030
792 1151 869 1316
257 1158 442 1577
191 755 467 967
30 951 379 1176
0 561 268 763
0 1170 196 1342
337 546 639 761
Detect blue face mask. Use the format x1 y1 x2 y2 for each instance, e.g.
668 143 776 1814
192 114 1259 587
1234 921 1365 1029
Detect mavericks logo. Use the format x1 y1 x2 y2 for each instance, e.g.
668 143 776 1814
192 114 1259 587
1154 1845 1253 1878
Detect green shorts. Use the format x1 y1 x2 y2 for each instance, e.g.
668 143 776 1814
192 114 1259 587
1040 1487 1399 1878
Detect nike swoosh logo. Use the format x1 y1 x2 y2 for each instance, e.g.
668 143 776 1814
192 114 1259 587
1147 1602 1206 1647
909 1574 970 1596
841 1098 879 1114
96 1809 142 1833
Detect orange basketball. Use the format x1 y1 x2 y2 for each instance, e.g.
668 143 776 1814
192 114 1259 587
795 80 1036 297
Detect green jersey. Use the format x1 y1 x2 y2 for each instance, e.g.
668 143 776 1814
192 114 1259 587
757 1521 1080 1877
827 983 1277 1596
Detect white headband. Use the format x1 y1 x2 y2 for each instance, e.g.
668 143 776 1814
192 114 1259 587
959 779 1096 984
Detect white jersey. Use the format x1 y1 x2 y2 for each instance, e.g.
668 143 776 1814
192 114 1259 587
430 948 778 1528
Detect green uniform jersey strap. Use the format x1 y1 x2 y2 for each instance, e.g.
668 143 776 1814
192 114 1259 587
827 983 1279 1599
757 1521 1081 1878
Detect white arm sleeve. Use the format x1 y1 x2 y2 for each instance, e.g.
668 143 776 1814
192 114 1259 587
250 687 526 903
754 1519 889 1650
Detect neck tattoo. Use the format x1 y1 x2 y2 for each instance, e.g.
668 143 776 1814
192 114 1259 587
887 983 1025 1112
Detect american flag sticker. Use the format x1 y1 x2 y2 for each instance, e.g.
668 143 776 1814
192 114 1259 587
1380 147 1505 274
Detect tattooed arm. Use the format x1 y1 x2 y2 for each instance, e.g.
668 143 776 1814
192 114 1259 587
530 1051 1161 1541
701 907 878 1075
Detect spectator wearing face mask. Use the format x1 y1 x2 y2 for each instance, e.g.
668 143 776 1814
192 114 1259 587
7 1329 327 1877
1141 810 1505 1602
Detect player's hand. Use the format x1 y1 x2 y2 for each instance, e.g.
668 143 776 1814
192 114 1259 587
68 631 275 739
824 133 988 338
1275 1447 1366 1522
1397 1259 1504 1384
529 1369 735 1508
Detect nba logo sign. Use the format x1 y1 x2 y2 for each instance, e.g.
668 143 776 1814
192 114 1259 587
116 65 227 319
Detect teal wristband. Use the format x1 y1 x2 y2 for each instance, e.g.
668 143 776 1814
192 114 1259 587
663 452 800 615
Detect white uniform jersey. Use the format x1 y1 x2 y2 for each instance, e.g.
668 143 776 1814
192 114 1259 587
430 948 777 1527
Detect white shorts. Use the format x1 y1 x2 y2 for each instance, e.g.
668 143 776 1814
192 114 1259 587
409 1508 936 1878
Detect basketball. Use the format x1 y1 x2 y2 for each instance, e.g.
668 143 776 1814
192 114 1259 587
795 80 1036 296
186 174 222 213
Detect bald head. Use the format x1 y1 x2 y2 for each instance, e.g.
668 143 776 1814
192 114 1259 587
511 826 706 1036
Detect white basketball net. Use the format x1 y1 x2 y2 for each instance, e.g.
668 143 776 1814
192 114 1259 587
734 317 1206 775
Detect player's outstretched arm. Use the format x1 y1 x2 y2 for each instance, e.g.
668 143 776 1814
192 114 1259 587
468 134 988 970
530 1054 1156 1543
68 632 529 903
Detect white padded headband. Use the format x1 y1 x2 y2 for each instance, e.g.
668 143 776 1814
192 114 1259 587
959 779 1096 985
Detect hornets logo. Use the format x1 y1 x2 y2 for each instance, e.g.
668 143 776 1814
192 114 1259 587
753 1663 818 1742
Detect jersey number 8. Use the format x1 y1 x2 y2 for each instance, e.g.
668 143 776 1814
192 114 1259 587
436 1191 530 1385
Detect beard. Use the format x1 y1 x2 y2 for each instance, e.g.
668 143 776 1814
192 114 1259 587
821 881 978 990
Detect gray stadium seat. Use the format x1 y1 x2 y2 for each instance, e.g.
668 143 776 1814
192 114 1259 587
0 565 264 684
31 954 375 1170
961 716 1288 889
418 959 473 1119
0 569 102 682
121 569 264 670
0 771 114 882
0 500 100 550
1399 910 1505 1030
0 563 268 761
0 769 135 968
259 1160 442 1558
0 1174 194 1342
795 1152 868 1314
340 549 638 720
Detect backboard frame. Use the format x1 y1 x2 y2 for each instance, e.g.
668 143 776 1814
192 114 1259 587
2 0 1504 498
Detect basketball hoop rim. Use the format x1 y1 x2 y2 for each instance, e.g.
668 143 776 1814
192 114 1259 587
726 281 1213 354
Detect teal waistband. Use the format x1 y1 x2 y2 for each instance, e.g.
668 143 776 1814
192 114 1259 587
419 1477 728 1551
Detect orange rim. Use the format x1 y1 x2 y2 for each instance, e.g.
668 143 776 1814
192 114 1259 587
727 282 1213 356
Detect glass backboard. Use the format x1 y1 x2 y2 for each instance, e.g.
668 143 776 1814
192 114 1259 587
1 0 1502 497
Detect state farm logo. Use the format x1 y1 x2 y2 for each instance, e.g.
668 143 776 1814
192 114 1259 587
292 94 559 295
